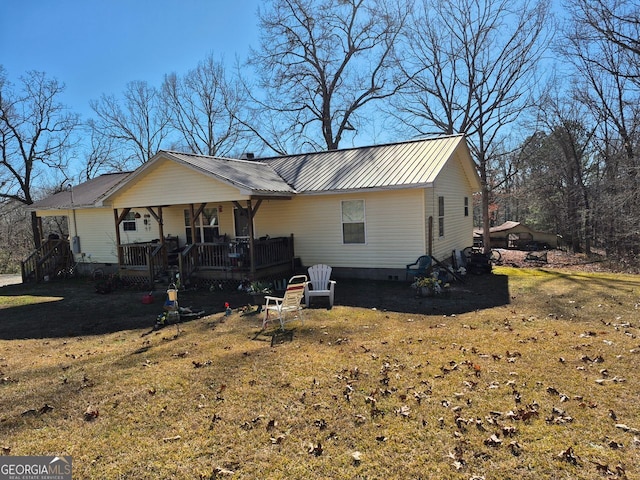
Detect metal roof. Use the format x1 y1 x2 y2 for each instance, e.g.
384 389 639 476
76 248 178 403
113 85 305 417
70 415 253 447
165 151 295 195
30 135 478 210
261 134 473 193
29 172 131 210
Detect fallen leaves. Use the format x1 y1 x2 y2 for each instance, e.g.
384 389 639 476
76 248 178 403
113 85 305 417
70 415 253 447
615 424 640 434
395 405 411 418
307 441 323 456
483 433 502 447
83 405 99 421
557 446 580 465
21 404 54 417
591 461 627 477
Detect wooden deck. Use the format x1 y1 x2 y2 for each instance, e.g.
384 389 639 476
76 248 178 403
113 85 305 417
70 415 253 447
118 235 295 286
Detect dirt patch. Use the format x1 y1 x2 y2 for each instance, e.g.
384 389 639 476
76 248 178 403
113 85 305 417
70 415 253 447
496 248 613 272
0 274 22 287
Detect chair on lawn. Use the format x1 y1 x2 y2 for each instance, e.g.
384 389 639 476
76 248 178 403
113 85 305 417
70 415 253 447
305 264 336 308
405 255 432 281
262 275 308 330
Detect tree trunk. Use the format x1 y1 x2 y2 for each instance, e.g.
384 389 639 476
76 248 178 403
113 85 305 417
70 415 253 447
31 211 41 249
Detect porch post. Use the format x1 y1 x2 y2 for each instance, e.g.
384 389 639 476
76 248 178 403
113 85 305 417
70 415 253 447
428 216 433 256
247 199 256 276
189 204 197 244
113 209 124 267
188 203 205 274
146 206 166 268
158 206 165 268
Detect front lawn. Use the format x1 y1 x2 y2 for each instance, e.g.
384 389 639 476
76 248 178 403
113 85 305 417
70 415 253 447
1 267 639 479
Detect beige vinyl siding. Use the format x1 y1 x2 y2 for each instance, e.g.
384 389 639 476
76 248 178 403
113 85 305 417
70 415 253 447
253 189 425 269
112 158 246 208
427 150 476 260
35 208 119 263
73 208 119 263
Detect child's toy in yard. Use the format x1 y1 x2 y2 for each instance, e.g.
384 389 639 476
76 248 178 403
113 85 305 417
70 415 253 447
154 284 180 330
153 284 205 330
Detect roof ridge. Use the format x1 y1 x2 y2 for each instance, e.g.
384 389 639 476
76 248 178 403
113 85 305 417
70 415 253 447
162 150 268 165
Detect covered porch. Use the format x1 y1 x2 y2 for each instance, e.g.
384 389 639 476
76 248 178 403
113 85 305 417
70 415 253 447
114 199 296 287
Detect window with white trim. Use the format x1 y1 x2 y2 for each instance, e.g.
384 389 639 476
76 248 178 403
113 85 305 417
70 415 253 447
464 197 469 217
184 208 219 243
233 206 251 238
342 200 365 244
123 212 137 232
438 196 445 237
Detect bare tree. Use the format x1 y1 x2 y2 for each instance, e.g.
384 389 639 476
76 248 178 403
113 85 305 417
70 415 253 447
562 0 640 258
89 80 170 168
539 95 597 253
248 0 412 153
0 67 80 247
565 0 640 84
162 54 248 157
0 199 33 273
80 123 119 180
394 0 552 251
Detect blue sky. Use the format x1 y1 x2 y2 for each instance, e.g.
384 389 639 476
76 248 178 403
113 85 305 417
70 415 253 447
1 0 262 120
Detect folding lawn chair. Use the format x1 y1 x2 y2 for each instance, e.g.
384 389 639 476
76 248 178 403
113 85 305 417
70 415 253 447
262 275 308 330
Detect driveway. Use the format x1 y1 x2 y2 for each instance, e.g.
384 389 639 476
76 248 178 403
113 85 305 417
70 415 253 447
0 274 22 287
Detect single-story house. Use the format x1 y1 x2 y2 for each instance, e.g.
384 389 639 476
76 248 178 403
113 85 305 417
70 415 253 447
474 221 558 250
26 134 481 285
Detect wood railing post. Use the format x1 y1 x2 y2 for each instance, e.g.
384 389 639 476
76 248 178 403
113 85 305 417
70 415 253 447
146 246 154 288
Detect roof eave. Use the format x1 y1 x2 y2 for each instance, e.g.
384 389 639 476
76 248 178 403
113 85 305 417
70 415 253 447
238 188 296 197
296 182 435 196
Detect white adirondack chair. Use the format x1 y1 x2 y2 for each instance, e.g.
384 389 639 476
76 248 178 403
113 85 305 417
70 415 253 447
305 264 336 308
262 275 308 329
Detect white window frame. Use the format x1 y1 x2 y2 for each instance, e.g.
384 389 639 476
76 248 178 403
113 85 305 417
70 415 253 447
123 212 137 232
233 206 252 239
341 199 366 244
438 196 445 237
184 208 219 243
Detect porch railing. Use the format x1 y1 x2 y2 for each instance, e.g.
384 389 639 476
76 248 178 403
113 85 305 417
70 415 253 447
118 242 166 281
254 236 294 269
21 238 72 282
181 236 293 271
118 235 294 282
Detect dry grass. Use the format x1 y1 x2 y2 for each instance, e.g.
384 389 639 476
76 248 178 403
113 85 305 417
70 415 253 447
1 267 639 479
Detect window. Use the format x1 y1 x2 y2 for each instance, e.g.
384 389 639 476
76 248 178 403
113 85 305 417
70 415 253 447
342 200 365 244
184 208 219 243
123 212 137 232
234 207 251 238
438 196 445 237
464 197 469 217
